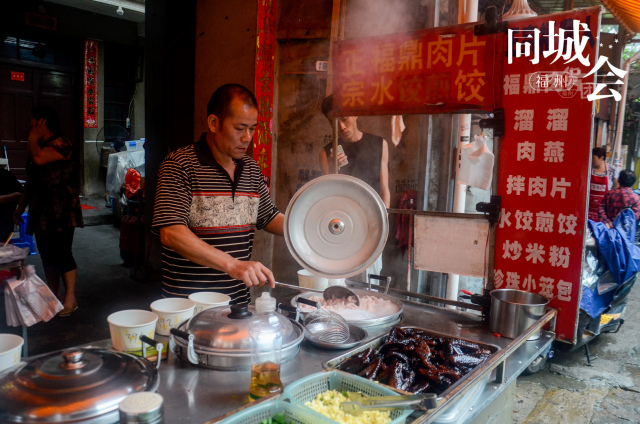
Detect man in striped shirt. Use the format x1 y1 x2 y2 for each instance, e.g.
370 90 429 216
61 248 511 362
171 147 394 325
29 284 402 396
152 84 284 304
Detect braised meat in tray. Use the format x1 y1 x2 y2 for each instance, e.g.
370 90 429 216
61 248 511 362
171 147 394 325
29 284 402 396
336 327 493 395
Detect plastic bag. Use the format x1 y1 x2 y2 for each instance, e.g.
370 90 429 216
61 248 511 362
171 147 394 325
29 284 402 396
124 168 141 198
0 245 29 265
457 134 494 190
5 265 63 327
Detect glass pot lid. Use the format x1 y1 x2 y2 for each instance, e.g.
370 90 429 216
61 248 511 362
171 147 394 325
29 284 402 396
284 174 389 278
182 304 296 352
0 348 158 423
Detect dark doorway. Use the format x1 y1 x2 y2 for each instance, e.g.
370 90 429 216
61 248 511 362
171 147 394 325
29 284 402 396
0 63 77 181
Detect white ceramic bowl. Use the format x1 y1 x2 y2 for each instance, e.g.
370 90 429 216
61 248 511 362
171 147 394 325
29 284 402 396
150 298 196 336
188 292 231 314
0 334 24 372
297 269 329 290
107 310 158 353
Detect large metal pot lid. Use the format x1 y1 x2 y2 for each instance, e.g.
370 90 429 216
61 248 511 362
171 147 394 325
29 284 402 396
0 348 158 423
181 304 298 352
284 174 389 278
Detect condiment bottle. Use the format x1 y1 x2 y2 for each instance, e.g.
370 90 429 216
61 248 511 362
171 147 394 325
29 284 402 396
119 392 164 424
249 292 283 399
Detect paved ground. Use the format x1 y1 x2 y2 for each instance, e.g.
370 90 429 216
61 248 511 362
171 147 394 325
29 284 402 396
513 278 640 423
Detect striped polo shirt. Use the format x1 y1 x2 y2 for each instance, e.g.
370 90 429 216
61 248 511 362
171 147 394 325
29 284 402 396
152 135 279 304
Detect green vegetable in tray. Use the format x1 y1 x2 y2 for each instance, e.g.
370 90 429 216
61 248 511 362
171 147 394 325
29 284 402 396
260 412 291 424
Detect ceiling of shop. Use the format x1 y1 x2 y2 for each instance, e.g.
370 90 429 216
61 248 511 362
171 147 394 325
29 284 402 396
44 0 145 23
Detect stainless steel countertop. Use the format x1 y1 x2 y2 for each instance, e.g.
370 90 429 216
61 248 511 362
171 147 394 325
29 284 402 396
88 290 552 424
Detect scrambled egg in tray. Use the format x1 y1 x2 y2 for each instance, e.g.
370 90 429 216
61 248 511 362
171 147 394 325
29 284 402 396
305 390 392 424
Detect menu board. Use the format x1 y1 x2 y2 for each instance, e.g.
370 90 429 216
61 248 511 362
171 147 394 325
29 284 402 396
494 8 600 343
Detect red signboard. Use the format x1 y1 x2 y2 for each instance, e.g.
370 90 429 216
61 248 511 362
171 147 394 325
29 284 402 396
494 8 600 343
10 72 24 82
254 0 276 188
83 39 98 129
332 23 504 116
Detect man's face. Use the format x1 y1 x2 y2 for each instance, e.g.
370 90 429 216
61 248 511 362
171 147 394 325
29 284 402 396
208 98 258 160
336 116 358 141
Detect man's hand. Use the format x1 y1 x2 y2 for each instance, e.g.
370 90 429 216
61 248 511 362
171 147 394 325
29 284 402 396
227 259 275 288
328 149 348 168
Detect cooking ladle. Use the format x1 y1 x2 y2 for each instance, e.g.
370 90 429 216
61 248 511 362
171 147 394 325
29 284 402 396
274 281 360 306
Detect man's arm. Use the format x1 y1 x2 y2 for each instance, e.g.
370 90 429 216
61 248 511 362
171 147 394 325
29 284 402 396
379 139 391 208
0 192 21 205
159 224 276 288
264 213 284 236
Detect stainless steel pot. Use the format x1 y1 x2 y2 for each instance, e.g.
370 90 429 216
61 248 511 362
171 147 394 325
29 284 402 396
489 289 549 340
171 303 304 370
0 348 159 423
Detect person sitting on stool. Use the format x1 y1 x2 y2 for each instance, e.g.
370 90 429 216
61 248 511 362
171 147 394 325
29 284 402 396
598 169 640 229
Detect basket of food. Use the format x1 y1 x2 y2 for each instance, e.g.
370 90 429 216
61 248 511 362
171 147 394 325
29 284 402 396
283 370 413 424
216 399 334 424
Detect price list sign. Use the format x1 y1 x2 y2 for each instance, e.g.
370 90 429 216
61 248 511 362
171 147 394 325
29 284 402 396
494 8 600 342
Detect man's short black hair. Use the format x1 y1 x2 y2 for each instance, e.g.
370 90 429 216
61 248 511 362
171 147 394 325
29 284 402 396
32 105 63 137
619 169 636 188
321 94 334 119
206 84 257 122
592 147 606 159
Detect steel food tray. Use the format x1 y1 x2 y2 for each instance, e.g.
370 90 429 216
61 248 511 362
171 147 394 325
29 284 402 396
322 326 500 400
291 288 403 328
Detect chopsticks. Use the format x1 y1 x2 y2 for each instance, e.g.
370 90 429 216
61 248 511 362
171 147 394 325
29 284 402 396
3 232 13 247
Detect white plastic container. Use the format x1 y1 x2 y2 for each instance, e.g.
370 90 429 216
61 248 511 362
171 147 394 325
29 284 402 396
107 310 158 353
0 334 23 372
297 269 329 290
188 292 231 314
150 298 195 336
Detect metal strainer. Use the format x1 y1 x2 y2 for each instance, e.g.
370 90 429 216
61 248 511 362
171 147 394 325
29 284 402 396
302 307 350 344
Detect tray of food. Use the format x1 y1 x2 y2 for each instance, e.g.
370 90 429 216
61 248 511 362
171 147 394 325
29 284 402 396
323 327 500 397
291 288 403 328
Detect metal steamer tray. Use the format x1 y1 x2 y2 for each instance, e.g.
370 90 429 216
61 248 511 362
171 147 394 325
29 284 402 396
291 288 404 329
171 315 305 371
323 327 500 416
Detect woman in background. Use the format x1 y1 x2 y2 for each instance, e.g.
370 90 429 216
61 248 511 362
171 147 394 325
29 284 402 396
14 105 83 317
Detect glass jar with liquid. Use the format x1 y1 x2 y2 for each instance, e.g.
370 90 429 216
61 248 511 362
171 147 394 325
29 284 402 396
249 292 284 399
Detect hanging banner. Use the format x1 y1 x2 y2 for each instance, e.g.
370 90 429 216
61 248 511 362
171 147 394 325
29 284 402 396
254 0 276 188
494 8 600 343
332 23 504 116
83 39 98 128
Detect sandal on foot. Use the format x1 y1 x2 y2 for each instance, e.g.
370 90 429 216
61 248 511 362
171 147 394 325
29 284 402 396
59 302 78 317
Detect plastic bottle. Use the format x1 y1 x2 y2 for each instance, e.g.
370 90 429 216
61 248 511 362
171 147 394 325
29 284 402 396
249 292 283 399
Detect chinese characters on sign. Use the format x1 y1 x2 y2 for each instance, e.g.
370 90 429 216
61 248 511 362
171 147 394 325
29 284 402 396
332 24 503 116
83 39 98 128
507 15 627 102
495 8 600 342
253 0 276 187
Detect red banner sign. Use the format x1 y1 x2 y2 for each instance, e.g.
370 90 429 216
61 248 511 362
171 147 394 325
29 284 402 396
494 8 600 343
83 39 98 128
254 0 277 187
10 72 24 82
332 23 504 116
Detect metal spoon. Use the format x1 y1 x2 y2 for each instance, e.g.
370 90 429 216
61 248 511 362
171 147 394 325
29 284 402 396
274 282 360 306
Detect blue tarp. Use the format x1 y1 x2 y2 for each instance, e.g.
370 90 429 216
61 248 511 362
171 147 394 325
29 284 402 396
583 210 640 317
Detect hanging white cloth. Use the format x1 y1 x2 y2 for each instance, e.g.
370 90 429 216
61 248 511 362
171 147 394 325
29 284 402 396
458 134 494 191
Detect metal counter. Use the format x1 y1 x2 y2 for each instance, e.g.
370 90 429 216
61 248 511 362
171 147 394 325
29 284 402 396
128 294 553 424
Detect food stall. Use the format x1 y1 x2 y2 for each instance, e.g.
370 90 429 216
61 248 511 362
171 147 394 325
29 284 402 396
0 5 602 424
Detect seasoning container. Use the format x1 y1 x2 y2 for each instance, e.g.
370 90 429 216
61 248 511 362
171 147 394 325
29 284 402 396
119 392 164 423
249 292 284 399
